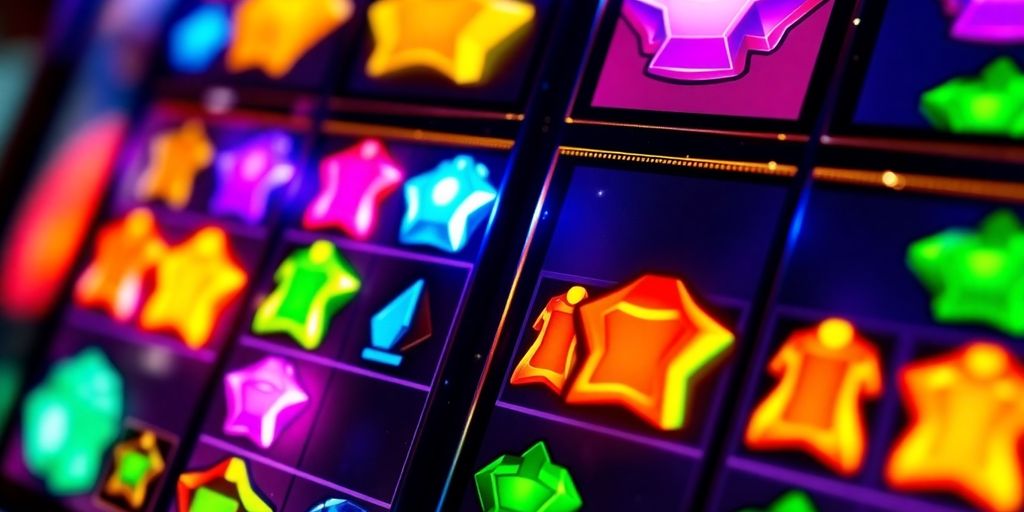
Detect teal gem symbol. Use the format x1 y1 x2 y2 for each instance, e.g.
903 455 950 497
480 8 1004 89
363 279 432 367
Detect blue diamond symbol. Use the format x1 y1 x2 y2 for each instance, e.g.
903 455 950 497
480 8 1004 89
399 155 497 253
309 498 367 512
363 279 431 367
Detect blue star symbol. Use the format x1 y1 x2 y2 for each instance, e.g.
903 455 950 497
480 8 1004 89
399 155 497 253
168 3 231 74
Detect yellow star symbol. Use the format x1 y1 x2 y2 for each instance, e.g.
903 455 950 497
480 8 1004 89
102 430 165 510
226 0 355 79
366 0 536 86
135 119 213 210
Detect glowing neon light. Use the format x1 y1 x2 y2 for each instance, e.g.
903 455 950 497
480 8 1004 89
363 279 431 367
622 0 827 81
565 274 734 431
22 348 124 496
745 318 883 476
139 226 247 349
223 356 309 450
941 0 1024 44
886 342 1024 512
168 4 231 73
399 155 497 254
907 209 1024 336
920 58 1024 139
475 441 582 512
366 0 536 85
102 430 166 510
303 139 404 241
309 498 367 512
739 490 818 512
252 240 362 351
135 119 215 210
177 457 273 512
75 208 168 322
510 286 588 394
210 131 296 225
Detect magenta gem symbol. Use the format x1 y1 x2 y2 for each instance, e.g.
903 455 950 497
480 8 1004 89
302 139 404 241
223 356 309 449
622 0 828 81
942 0 1024 44
210 131 297 224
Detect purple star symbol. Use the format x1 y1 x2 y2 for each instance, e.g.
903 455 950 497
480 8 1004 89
210 131 297 224
942 0 1024 44
223 356 309 449
623 0 827 81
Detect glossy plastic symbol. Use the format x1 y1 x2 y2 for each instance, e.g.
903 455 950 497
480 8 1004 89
739 490 818 512
309 498 367 512
139 226 248 349
885 342 1024 512
622 0 827 81
364 279 432 366
75 208 167 321
223 356 309 449
226 0 354 78
920 57 1024 139
168 4 231 73
252 240 362 350
366 0 536 85
510 286 588 394
400 155 497 253
907 209 1024 337
566 275 734 431
475 441 582 512
102 430 166 510
745 319 883 476
136 120 215 210
177 457 272 512
303 139 404 241
942 0 1024 44
22 348 124 496
210 131 296 224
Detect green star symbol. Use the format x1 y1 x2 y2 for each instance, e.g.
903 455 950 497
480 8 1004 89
474 441 582 512
920 57 1024 139
908 209 1024 337
252 240 361 350
739 490 817 512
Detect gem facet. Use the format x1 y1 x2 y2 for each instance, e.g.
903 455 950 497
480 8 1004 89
309 498 367 512
920 57 1024 139
745 318 883 476
22 348 124 496
739 490 818 512
226 0 355 78
168 4 231 73
365 0 536 86
399 155 497 254
102 430 167 510
303 139 404 241
475 441 582 512
565 274 734 431
885 342 1024 512
363 279 432 367
223 356 310 450
622 0 828 81
252 240 362 351
177 457 273 512
139 226 248 349
510 286 588 394
75 208 168 321
210 131 297 225
135 120 215 210
941 0 1024 44
907 209 1024 336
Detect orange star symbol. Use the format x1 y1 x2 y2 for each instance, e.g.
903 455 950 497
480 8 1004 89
365 0 536 85
139 226 247 349
135 119 214 210
226 0 354 79
102 430 166 510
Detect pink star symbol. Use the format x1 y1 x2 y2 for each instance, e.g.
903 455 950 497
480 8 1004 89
623 0 827 81
222 356 309 449
303 139 405 241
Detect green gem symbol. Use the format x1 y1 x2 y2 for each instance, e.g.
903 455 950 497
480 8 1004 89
739 490 818 512
907 209 1024 337
475 441 582 512
920 57 1024 139
22 347 124 496
118 450 151 486
252 240 362 350
190 486 240 512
